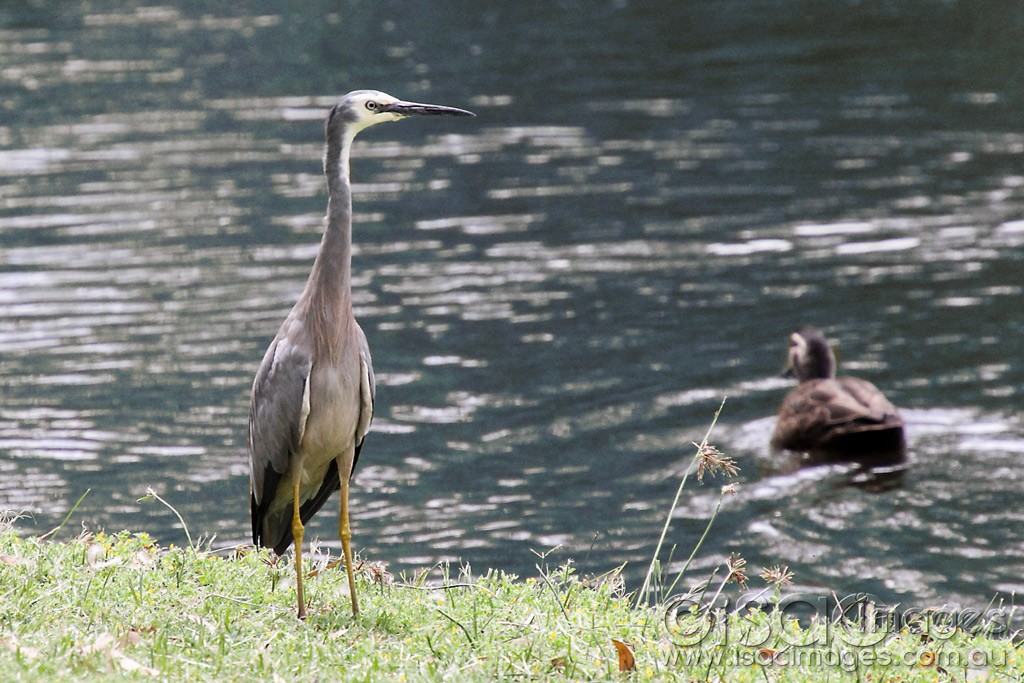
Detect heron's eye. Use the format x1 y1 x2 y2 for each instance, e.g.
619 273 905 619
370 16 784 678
365 101 378 111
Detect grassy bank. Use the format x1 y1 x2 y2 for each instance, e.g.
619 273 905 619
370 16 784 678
0 526 1019 682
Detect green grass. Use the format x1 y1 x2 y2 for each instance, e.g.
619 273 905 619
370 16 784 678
0 525 1020 682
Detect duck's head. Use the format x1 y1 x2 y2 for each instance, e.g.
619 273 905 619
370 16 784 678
782 327 837 381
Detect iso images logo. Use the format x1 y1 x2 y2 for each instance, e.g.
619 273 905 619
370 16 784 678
663 591 1017 677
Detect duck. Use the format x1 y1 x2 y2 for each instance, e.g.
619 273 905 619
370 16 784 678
771 327 905 458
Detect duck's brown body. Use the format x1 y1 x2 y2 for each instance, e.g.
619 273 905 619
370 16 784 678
771 328 905 457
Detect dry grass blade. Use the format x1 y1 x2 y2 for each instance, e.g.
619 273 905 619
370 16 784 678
637 398 729 606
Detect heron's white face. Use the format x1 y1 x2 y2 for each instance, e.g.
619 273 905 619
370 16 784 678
344 91 405 133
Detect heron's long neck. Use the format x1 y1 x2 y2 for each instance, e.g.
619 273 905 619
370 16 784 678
305 130 356 358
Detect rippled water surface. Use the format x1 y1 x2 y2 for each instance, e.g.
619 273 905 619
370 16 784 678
2 1 1023 608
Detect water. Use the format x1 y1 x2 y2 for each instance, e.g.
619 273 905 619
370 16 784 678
2 1 1023 610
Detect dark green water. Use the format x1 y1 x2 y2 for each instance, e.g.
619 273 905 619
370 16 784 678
2 1 1022 609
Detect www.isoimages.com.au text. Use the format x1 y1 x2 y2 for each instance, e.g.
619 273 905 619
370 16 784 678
667 645 1009 675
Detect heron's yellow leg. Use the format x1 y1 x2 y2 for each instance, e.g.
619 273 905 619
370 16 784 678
292 479 306 620
338 458 359 616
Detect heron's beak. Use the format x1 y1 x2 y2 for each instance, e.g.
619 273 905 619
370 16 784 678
381 100 475 118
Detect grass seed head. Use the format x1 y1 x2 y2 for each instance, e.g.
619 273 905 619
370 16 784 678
725 553 748 587
760 564 794 589
693 443 739 482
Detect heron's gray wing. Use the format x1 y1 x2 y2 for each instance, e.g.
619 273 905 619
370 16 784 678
281 338 373 550
248 320 312 543
351 322 375 475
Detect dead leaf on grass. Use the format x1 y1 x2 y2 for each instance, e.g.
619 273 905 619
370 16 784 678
116 630 144 649
367 561 393 586
77 631 158 676
0 555 33 567
611 639 635 672
306 557 352 579
85 544 122 570
130 549 155 569
1 637 40 660
112 651 158 676
80 632 117 656
186 614 217 634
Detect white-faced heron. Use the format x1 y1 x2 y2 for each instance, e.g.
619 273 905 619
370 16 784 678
247 90 473 618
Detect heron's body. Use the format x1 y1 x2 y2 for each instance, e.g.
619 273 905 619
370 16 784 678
247 90 472 618
249 316 371 554
771 328 904 456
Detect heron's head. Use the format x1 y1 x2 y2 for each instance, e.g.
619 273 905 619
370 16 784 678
782 327 837 381
329 90 474 137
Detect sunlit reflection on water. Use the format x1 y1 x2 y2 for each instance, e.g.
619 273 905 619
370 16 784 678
2 0 1023 609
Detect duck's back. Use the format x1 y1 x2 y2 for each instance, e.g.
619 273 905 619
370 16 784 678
771 376 904 454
